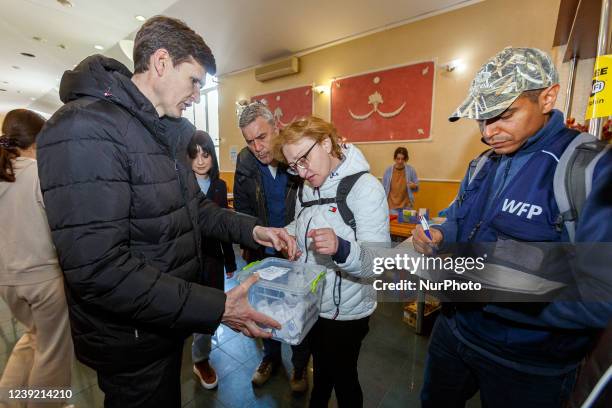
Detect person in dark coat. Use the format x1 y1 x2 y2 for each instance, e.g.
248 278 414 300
36 16 296 408
234 102 310 393
188 130 236 389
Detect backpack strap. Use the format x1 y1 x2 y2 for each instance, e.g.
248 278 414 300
298 181 304 206
553 132 609 243
448 149 493 208
298 178 337 208
297 184 336 220
297 171 368 240
468 149 494 185
335 171 368 239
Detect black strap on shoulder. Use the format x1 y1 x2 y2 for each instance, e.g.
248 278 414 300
553 132 609 242
565 140 608 220
297 181 304 206
297 171 368 239
467 149 494 185
335 171 368 239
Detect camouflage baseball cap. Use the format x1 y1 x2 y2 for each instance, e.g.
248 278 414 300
448 47 559 122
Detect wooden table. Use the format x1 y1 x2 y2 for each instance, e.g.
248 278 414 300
388 220 434 334
389 220 416 238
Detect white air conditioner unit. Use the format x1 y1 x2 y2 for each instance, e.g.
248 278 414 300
255 57 299 82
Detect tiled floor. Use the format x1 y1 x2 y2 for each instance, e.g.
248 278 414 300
0 249 482 407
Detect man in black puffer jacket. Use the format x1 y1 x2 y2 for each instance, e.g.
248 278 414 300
233 103 310 392
36 16 296 408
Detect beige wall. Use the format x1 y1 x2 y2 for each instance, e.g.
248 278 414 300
218 0 563 182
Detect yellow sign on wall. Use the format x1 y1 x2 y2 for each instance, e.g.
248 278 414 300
586 54 612 120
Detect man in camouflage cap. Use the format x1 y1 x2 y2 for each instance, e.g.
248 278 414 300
412 47 612 407
449 47 558 123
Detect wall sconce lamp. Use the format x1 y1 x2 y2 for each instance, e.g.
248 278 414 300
235 99 249 116
441 59 465 72
313 84 331 95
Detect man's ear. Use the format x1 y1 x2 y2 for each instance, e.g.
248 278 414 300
151 48 171 77
540 84 560 114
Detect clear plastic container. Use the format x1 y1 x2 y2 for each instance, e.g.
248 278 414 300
238 257 325 345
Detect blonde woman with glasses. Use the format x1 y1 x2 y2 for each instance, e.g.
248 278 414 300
274 116 389 408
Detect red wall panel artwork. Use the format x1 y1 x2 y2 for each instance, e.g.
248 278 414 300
331 61 434 143
251 85 313 128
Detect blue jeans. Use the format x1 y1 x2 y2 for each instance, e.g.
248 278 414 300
192 333 212 363
421 316 578 408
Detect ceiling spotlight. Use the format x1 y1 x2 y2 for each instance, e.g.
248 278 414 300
56 0 73 7
32 36 47 43
57 44 67 50
0 89 6 92
135 15 146 22
30 97 36 101
12 65 20 70
20 52 36 58
1 80 8 84
94 45 104 50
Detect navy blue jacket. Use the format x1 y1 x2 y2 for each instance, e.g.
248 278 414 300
435 110 612 374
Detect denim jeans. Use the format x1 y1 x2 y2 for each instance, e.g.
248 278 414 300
191 333 212 363
421 316 578 408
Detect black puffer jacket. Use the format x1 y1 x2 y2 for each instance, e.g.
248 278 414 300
233 147 300 263
37 55 259 372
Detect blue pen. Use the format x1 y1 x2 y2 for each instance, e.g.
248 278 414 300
419 215 433 241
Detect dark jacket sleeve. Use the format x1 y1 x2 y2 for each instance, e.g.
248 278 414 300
214 180 237 272
285 175 301 224
232 150 268 262
198 191 260 251
37 110 226 333
233 149 257 217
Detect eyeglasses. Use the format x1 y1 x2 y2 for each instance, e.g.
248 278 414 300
287 141 318 175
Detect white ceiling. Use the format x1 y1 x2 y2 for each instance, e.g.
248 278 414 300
0 0 480 116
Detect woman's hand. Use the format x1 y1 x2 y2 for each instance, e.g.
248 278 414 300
306 228 339 255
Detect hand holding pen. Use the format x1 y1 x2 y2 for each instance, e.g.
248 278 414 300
412 215 443 256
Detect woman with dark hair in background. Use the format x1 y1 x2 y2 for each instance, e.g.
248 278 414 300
187 130 237 390
0 109 73 405
382 147 419 210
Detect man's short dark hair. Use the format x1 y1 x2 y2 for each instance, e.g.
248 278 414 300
521 88 545 103
133 16 216 75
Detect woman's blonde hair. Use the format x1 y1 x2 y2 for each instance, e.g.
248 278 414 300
273 116 343 164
